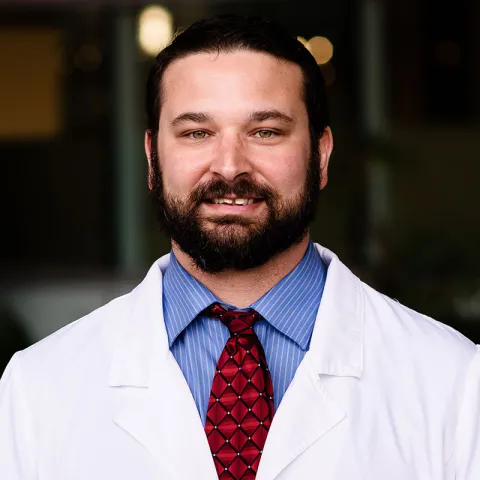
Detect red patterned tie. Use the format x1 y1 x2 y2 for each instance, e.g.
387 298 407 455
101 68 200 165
203 303 274 479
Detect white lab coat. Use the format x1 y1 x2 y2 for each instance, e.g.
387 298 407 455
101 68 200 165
1 244 479 479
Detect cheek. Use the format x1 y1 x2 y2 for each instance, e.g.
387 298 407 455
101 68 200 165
255 152 309 197
162 161 206 197
157 142 209 196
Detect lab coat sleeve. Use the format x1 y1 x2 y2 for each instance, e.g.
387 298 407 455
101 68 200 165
454 345 480 479
0 352 37 479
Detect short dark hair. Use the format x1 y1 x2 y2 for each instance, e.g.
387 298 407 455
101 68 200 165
145 14 329 143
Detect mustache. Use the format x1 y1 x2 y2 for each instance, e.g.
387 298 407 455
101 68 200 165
189 178 276 204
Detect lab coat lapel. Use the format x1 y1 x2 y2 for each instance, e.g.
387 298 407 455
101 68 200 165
256 355 347 480
108 256 218 480
257 245 364 480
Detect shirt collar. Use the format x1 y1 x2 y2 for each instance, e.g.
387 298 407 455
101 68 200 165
162 252 217 346
251 242 326 351
162 242 326 350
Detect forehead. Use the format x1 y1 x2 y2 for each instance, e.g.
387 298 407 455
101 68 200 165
159 50 306 121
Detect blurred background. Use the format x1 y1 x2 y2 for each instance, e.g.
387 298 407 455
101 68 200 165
1 0 480 373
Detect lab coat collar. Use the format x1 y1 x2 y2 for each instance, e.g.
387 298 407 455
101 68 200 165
309 244 364 379
108 253 172 388
108 243 364 388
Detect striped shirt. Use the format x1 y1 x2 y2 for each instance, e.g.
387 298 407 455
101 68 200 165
162 242 327 425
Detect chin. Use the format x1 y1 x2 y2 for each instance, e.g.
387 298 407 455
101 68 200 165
201 221 256 239
203 212 268 227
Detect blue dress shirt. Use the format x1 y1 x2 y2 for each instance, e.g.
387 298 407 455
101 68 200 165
162 242 327 425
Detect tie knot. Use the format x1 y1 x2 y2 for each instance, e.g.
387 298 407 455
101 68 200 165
202 303 260 335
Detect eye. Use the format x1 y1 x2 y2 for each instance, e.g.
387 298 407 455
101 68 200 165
187 130 209 140
254 130 277 139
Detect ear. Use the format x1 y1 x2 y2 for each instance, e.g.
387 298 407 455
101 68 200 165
144 129 154 191
318 127 333 190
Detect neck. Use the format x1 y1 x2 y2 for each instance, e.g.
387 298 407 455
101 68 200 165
172 236 311 309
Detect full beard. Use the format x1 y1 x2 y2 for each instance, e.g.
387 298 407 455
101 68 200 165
149 141 321 273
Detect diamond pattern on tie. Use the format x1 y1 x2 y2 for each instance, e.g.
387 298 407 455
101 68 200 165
203 303 274 480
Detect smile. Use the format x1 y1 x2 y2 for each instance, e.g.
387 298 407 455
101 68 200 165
207 198 258 205
201 197 265 214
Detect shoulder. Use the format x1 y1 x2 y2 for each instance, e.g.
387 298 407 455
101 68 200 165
14 290 133 380
11 256 170 378
316 243 477 377
357 279 478 412
361 280 476 362
0 290 136 425
0 257 170 426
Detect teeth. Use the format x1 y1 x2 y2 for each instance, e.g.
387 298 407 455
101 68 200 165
211 198 256 205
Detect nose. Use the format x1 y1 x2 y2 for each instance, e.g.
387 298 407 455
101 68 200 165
209 132 252 181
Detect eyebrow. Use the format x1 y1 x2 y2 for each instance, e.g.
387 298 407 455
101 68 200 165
170 109 294 127
247 109 294 124
171 112 213 127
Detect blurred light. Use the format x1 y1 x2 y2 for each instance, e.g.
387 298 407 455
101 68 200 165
138 5 173 57
434 40 461 68
307 36 334 65
297 35 334 65
297 36 310 51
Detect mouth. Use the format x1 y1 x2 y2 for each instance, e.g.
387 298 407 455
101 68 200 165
200 196 265 214
203 197 263 206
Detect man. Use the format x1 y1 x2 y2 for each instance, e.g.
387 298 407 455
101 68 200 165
0 14 479 480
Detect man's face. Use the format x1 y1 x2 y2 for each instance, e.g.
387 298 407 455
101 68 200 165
146 50 330 272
